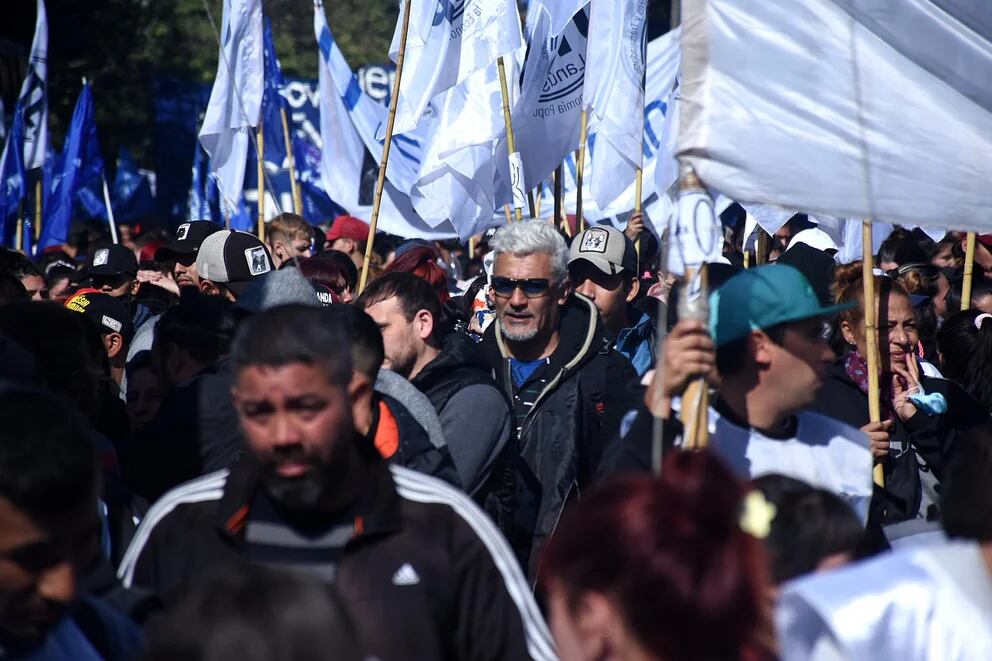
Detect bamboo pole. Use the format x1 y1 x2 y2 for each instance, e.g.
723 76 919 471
280 107 303 216
468 236 475 260
33 180 41 241
16 201 24 254
575 108 588 233
497 56 524 222
962 232 977 309
634 168 643 266
862 221 884 488
358 0 413 295
680 265 710 449
256 124 266 242
534 183 543 219
756 230 769 265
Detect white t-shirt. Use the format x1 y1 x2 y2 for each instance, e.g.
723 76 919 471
675 402 873 522
776 541 992 661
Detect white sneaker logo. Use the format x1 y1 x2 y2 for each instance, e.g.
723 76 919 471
392 563 420 586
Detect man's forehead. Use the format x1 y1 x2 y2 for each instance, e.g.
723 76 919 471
236 362 338 392
494 251 553 277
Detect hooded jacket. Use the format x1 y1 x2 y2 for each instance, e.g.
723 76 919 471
480 294 642 580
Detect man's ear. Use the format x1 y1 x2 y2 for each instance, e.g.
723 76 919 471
348 373 374 435
415 310 434 341
625 276 640 303
556 279 572 306
199 279 218 296
750 329 774 367
104 332 125 360
130 278 141 296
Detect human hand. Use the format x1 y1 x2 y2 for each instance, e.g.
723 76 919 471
891 356 921 422
625 212 644 241
861 419 892 459
659 319 715 400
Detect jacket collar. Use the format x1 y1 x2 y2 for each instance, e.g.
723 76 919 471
216 448 404 542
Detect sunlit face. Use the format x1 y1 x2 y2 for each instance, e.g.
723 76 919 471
363 296 425 379
233 362 357 511
0 494 100 648
842 292 918 374
931 244 956 269
492 252 569 347
763 317 836 409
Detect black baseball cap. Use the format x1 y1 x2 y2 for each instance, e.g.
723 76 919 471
87 245 138 277
65 290 135 344
195 230 274 296
155 220 224 262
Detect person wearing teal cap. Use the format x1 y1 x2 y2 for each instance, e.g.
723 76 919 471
600 264 874 521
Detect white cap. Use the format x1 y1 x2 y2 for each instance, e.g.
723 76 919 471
787 228 838 254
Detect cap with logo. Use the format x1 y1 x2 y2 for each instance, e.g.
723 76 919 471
195 230 274 296
65 290 135 344
155 220 223 262
568 225 637 276
87 245 138 277
325 215 370 244
708 264 854 347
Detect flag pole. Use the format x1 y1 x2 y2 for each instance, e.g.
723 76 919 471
102 175 119 244
15 201 24 255
575 108 588 232
497 56 524 221
962 232 977 309
553 165 563 229
280 107 303 215
862 220 884 488
756 229 769 265
358 0 412 294
256 124 266 241
534 183 543 218
33 180 41 241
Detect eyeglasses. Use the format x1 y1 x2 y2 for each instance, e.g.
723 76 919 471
491 276 553 299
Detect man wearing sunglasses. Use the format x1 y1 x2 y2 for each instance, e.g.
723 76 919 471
155 220 223 291
85 245 139 300
480 220 642 580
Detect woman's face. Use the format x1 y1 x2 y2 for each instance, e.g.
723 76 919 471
932 244 956 269
842 293 919 374
546 584 644 661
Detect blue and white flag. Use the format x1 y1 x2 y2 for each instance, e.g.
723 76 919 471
19 0 48 170
0 105 27 243
39 84 104 250
585 0 647 211
314 1 457 239
188 141 219 222
198 0 263 214
389 0 523 135
530 0 589 38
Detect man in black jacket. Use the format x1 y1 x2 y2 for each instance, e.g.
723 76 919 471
358 272 511 496
117 305 554 661
480 220 643 581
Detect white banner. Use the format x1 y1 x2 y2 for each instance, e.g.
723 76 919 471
19 0 48 170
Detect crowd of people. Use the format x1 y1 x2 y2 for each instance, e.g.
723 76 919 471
0 209 990 660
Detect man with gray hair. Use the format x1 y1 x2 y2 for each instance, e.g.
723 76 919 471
480 220 642 579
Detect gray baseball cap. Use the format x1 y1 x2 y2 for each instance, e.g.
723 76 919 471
568 225 637 276
195 230 273 295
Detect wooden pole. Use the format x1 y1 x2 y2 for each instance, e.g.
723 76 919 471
634 168 643 266
468 236 475 260
862 220 884 488
503 204 513 223
358 0 413 294
15 200 24 254
553 166 563 232
33 180 41 241
497 56 524 222
962 232 977 309
680 265 710 450
756 230 769 265
534 183 543 219
280 107 303 216
256 124 266 242
575 108 588 233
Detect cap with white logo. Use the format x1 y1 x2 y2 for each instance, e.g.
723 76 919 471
195 230 274 297
568 225 637 276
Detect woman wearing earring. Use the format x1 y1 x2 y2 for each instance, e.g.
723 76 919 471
812 262 990 530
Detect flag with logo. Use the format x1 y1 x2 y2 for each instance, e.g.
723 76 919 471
18 0 48 170
39 84 105 250
585 0 647 211
0 105 27 244
678 0 992 232
198 0 263 214
389 0 523 135
314 1 457 239
530 0 589 38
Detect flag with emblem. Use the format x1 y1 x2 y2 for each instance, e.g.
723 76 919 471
0 104 27 244
17 0 48 170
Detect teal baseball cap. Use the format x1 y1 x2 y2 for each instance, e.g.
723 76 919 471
708 264 854 347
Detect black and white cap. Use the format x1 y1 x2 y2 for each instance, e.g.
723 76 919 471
87 244 138 277
195 230 274 295
155 220 223 261
568 225 637 275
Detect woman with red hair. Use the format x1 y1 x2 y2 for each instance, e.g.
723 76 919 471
541 450 775 661
383 244 450 303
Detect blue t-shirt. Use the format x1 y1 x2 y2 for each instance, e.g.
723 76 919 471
510 357 547 388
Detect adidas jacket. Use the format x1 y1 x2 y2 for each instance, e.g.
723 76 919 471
117 455 556 661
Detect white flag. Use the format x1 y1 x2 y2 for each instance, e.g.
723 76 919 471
18 0 48 170
585 0 647 211
530 0 590 38
679 0 992 232
198 0 263 212
389 0 523 135
496 4 588 201
314 2 457 239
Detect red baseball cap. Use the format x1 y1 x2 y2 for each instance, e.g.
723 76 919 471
325 215 370 243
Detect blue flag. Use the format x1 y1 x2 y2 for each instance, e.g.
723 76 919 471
187 140 217 222
0 104 27 244
39 83 104 251
112 148 154 222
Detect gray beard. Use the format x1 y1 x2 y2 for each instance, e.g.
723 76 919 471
499 319 539 342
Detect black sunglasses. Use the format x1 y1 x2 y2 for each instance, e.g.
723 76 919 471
491 276 553 299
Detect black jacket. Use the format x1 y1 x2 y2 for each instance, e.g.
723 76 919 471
811 361 990 524
412 332 505 415
117 454 555 661
372 392 462 488
480 294 643 580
